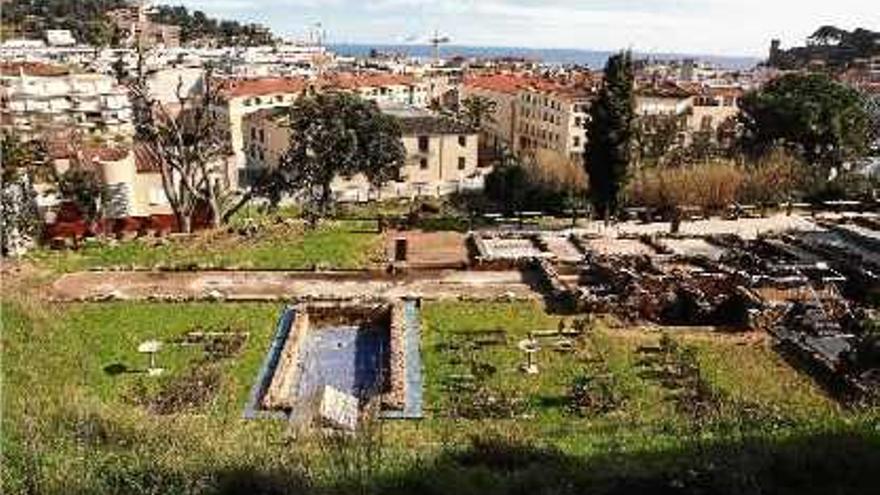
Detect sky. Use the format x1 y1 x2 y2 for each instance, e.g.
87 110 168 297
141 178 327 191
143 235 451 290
170 0 878 56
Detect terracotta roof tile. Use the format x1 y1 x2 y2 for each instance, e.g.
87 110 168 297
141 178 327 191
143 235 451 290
324 73 415 90
216 77 309 99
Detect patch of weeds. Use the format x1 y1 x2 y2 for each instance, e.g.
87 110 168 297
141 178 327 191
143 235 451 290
147 363 223 415
171 326 249 362
439 340 529 419
568 373 627 416
567 327 628 417
639 334 722 421
455 432 566 471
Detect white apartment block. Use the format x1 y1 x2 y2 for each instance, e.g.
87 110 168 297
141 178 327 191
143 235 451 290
0 64 134 139
634 83 696 116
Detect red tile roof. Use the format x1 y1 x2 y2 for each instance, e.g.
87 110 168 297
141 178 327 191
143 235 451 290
323 73 415 90
216 73 419 99
217 77 309 99
464 74 538 94
134 141 162 173
465 73 593 100
636 81 696 99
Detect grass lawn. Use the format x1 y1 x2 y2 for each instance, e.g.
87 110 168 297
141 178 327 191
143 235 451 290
26 220 384 272
2 297 879 495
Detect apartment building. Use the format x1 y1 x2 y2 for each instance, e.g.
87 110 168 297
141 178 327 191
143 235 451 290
0 63 134 139
241 106 481 201
514 84 592 163
214 77 311 185
870 55 880 82
463 74 594 163
634 81 695 116
688 85 742 142
461 74 531 152
324 73 430 108
214 73 433 187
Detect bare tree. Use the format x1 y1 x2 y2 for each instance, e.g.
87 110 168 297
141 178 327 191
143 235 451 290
126 54 244 232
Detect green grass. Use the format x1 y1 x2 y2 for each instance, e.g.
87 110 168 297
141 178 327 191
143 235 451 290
2 298 879 495
26 220 384 272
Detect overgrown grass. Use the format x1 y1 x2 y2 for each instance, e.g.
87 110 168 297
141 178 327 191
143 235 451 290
26 220 384 272
2 298 878 494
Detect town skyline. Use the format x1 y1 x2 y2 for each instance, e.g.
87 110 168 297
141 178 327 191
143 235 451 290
171 0 877 56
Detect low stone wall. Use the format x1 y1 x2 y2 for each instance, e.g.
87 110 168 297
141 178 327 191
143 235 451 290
383 302 407 410
260 301 407 414
262 310 310 410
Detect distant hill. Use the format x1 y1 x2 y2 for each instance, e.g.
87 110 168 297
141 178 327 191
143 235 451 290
0 0 275 47
150 5 274 47
769 26 880 71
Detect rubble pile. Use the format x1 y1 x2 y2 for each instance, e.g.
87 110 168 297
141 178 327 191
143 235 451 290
576 254 755 326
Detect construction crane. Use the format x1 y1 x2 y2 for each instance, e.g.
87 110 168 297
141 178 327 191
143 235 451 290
428 30 450 62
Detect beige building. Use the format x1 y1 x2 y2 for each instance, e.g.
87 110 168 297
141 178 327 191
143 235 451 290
514 85 591 163
241 106 482 201
46 140 171 221
461 74 527 154
462 74 593 164
214 74 434 188
687 86 742 142
635 82 696 116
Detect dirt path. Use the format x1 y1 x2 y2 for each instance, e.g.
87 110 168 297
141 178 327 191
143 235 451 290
51 270 539 302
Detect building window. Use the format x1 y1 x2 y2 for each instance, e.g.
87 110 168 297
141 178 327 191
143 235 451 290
458 135 467 147
573 136 580 147
250 127 256 140
418 135 429 152
458 157 466 170
259 129 265 143
419 158 428 169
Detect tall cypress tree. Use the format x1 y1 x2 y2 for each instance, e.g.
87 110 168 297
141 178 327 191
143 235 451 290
585 51 635 220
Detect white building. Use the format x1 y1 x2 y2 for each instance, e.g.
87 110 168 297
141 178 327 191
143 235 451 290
45 30 77 47
0 63 134 139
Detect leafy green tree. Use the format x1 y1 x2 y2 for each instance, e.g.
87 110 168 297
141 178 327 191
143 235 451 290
634 114 686 166
739 74 870 174
57 166 103 224
458 96 497 131
585 51 635 220
270 92 406 223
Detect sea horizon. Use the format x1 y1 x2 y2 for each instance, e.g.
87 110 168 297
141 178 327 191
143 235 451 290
330 43 762 70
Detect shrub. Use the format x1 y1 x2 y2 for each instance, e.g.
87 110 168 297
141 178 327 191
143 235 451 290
626 151 810 213
739 149 809 205
627 160 744 213
484 150 587 215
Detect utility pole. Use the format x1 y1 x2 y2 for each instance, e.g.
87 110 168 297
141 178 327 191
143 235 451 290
428 30 450 63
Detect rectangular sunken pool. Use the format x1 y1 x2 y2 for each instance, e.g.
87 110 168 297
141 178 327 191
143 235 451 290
244 301 422 422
